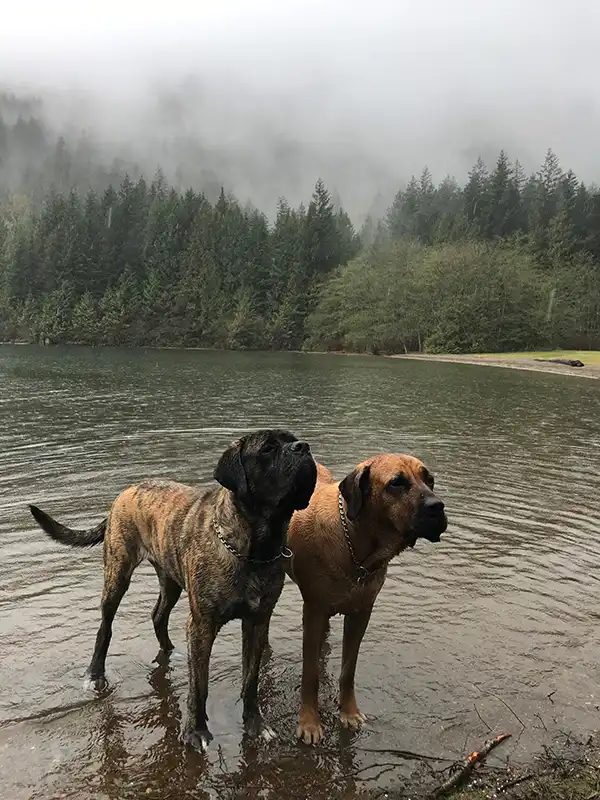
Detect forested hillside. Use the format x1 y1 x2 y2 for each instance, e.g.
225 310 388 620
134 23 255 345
310 151 600 353
1 88 599 353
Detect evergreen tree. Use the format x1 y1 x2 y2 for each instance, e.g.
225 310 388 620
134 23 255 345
529 149 562 257
386 176 420 240
485 151 512 238
463 156 489 236
71 291 99 344
302 178 339 280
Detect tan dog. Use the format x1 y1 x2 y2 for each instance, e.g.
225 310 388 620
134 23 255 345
286 455 447 745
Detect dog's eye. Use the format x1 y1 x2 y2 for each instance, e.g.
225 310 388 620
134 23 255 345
423 472 435 489
387 474 409 491
261 442 277 455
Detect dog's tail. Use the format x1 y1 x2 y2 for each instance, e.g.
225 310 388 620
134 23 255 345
29 504 107 548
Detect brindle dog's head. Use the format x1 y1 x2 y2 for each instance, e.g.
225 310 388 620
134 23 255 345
214 429 317 518
339 454 447 550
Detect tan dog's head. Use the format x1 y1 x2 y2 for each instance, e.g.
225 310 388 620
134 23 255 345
339 454 447 549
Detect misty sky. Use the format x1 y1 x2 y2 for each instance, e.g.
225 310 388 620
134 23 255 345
2 0 600 217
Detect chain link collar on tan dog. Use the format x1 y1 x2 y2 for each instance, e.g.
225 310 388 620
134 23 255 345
212 516 293 564
337 491 378 584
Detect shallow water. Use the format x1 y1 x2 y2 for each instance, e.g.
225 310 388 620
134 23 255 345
1 345 600 799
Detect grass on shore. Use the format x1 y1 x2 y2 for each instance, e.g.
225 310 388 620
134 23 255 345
474 349 600 365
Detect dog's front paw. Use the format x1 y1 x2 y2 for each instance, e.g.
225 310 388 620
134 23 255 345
256 721 277 743
83 672 109 692
260 724 277 742
183 727 212 752
244 713 278 743
339 708 367 730
296 711 324 745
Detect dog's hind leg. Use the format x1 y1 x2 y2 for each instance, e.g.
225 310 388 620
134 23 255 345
183 609 217 752
338 605 373 730
241 612 276 741
87 541 137 689
151 567 182 654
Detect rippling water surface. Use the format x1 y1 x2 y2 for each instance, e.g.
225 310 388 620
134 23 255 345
1 345 600 799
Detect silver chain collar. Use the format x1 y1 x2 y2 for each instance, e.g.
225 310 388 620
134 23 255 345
337 491 370 583
212 517 292 564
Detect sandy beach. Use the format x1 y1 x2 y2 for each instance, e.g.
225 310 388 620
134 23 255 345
390 352 600 380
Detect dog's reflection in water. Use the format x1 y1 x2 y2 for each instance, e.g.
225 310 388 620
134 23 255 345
87 651 362 800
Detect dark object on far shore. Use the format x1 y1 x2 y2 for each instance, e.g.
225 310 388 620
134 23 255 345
534 358 585 367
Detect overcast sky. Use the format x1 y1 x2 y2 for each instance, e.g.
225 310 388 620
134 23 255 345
1 0 600 216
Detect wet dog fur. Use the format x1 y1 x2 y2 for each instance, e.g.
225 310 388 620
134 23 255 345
286 455 447 744
29 429 317 751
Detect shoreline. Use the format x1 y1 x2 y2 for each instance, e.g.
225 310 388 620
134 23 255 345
2 341 600 380
389 352 600 380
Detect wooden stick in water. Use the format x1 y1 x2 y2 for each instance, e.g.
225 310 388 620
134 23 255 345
431 732 512 797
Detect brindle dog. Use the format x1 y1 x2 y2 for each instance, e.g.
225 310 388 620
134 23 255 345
29 429 317 751
286 455 447 745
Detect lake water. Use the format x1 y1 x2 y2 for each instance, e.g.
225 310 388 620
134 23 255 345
1 345 600 799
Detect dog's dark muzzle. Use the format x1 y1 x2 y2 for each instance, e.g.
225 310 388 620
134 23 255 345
288 440 311 455
408 495 447 546
287 441 315 474
285 441 317 511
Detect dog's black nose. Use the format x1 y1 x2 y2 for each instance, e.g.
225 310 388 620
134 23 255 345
290 440 310 453
423 496 444 515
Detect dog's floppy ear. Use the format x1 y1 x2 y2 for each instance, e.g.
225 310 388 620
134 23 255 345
339 464 371 521
214 439 248 496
